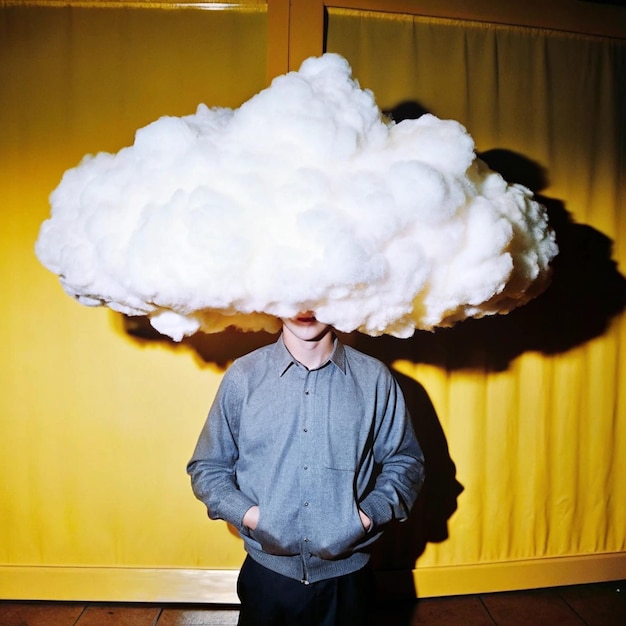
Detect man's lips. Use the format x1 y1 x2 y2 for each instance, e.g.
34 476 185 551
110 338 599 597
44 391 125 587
296 316 317 323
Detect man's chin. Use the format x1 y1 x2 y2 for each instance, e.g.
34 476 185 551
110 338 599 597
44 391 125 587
306 325 333 342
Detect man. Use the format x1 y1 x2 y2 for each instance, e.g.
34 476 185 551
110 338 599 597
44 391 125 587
187 312 425 625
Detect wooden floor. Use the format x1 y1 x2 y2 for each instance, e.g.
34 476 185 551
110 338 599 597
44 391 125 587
1 580 624 625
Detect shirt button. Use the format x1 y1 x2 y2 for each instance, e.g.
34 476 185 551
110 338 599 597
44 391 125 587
305 391 310 395
304 501 309 507
303 428 308 432
303 466 308 470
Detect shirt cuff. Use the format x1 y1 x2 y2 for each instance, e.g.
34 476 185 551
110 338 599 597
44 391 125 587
217 491 258 531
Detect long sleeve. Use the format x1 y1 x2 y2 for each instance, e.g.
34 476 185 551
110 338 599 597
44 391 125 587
358 373 425 529
187 369 257 531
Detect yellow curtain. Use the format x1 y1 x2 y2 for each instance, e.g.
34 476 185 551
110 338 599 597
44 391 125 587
327 9 626 595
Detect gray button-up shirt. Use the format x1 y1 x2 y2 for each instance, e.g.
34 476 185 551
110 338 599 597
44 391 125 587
188 335 424 583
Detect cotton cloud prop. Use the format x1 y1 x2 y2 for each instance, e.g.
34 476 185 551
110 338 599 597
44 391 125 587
35 53 558 340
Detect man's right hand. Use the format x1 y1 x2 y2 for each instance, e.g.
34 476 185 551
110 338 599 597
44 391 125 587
243 505 260 530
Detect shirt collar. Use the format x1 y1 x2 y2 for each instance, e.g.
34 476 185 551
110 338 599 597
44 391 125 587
274 334 347 376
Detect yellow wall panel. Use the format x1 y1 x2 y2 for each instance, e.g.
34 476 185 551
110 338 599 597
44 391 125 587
1 1 265 596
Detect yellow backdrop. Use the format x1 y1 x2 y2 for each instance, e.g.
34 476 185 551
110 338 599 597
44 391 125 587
326 7 626 596
1 0 625 602
0 1 268 602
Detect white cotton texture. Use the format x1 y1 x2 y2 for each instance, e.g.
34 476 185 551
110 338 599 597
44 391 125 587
35 53 558 341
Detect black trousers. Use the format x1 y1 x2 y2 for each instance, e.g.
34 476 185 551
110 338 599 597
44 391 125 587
236 556 376 626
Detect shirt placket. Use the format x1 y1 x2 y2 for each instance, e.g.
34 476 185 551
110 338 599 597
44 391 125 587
299 367 316 584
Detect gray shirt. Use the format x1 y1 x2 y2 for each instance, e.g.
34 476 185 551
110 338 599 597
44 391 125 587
187 335 424 583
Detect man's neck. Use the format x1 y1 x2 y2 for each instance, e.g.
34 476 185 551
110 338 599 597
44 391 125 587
282 327 335 370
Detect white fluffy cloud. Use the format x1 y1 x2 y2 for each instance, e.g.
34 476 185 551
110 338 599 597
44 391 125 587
35 53 558 340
